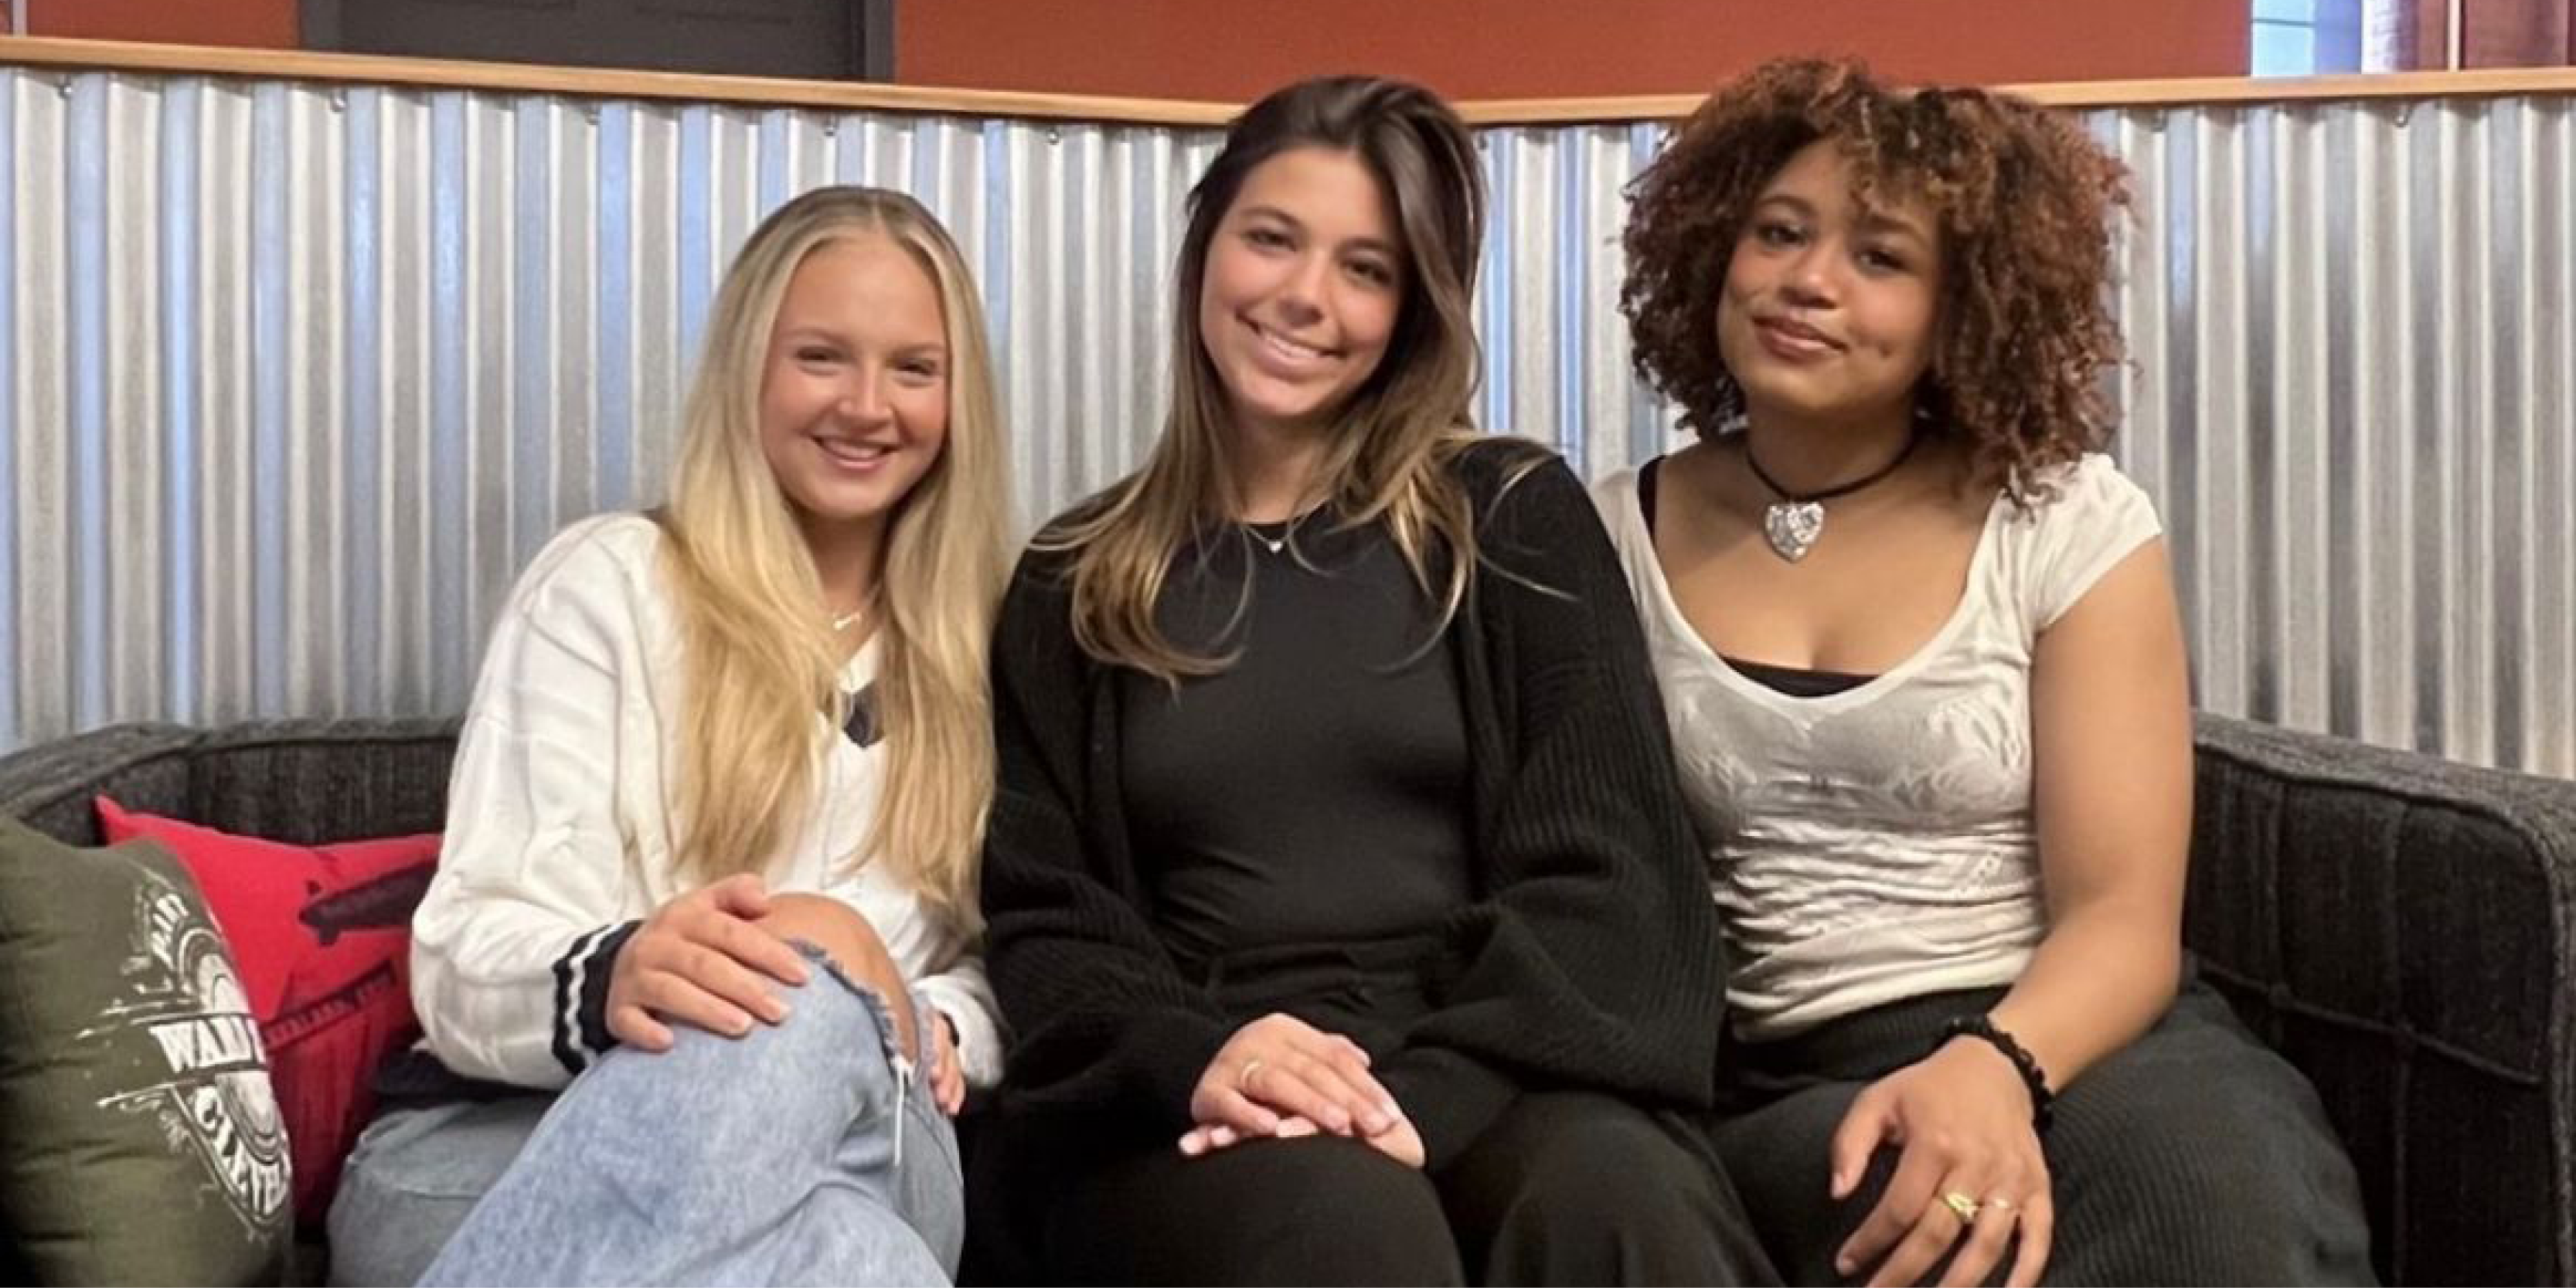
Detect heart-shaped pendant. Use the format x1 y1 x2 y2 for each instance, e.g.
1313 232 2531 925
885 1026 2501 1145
1764 501 1825 562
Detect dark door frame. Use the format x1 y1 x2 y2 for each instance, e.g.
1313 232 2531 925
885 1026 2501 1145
298 0 895 80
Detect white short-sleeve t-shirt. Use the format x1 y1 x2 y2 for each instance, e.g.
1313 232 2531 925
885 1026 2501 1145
1593 454 2163 1038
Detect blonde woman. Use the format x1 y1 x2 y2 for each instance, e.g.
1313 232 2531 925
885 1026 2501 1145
325 185 1011 1286
970 77 1767 1285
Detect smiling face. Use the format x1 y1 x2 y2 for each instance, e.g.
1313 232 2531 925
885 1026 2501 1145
1715 139 1945 427
755 233 951 548
1195 144 1407 445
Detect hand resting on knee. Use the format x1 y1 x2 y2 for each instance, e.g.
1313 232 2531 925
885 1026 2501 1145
756 891 921 1065
604 876 921 1067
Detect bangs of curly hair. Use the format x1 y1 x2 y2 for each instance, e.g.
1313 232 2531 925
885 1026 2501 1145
1619 58 2133 500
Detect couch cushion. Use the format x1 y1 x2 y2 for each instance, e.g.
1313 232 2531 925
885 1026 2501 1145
97 799 439 1233
0 816 294 1285
184 721 458 846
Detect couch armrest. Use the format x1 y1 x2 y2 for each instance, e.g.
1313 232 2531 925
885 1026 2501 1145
0 724 204 844
0 717 462 847
2186 712 2576 1286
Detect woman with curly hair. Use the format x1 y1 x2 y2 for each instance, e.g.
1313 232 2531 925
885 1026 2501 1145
1598 59 2374 1286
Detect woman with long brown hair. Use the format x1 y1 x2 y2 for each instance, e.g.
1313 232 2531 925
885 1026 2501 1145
970 75 1768 1285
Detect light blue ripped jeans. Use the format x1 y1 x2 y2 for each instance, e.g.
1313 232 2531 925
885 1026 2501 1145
370 943 958 1286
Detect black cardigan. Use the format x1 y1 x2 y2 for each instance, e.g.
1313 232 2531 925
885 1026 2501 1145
980 440 1728 1171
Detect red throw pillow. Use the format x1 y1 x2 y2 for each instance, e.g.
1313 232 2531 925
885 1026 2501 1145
94 798 439 1231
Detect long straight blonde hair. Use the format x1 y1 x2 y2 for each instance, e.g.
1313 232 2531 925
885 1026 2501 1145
1038 76 1537 682
660 185 1009 923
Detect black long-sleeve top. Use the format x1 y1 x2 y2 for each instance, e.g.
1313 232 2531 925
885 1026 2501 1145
980 440 1729 1171
1119 506 1475 963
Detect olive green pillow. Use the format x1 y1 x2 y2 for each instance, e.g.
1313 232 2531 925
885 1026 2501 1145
0 817 291 1285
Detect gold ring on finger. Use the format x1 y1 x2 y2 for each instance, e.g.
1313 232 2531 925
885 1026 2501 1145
1237 1058 1265 1091
1940 1191 1982 1225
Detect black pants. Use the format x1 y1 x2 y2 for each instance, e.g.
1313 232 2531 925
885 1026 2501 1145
1010 1089 1772 1286
1701 978 2377 1286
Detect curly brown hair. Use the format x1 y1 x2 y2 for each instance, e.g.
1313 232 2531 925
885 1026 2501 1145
1620 58 2132 501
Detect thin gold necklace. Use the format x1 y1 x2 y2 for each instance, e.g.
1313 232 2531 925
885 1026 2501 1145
1240 499 1327 555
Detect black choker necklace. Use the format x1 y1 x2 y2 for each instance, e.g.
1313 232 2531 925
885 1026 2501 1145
1744 433 1921 562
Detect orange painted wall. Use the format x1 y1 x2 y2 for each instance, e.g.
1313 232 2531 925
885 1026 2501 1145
27 0 296 48
16 0 2256 98
897 0 2253 102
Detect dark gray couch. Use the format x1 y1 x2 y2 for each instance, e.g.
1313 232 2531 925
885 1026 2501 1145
3 712 2571 1285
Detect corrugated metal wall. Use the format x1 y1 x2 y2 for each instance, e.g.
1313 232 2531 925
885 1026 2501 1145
5 67 2571 779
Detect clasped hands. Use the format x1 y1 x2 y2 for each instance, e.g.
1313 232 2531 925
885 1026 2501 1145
1178 1012 1422 1167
